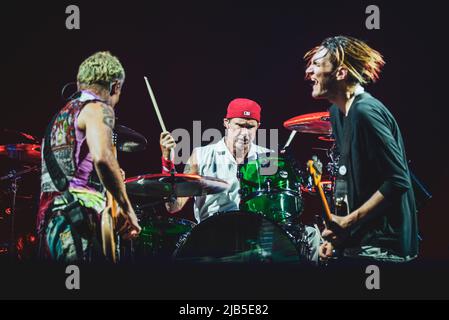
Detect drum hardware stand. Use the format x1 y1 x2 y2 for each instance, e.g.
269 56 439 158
326 143 339 179
168 169 177 202
265 179 272 192
0 165 39 259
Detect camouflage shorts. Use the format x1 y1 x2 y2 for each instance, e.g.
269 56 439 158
45 210 101 263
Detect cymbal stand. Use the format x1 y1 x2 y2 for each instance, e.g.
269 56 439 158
0 165 39 259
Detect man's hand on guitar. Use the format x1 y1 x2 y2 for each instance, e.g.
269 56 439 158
319 241 335 261
322 214 351 245
117 206 142 240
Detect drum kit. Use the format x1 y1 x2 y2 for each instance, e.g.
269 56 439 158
0 129 41 259
0 107 338 263
123 109 337 263
170 112 337 263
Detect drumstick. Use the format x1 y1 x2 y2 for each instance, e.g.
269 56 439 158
144 76 167 132
282 130 297 150
144 76 174 163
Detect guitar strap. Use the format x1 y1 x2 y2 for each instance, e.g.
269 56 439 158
43 105 103 261
43 111 86 260
334 110 353 215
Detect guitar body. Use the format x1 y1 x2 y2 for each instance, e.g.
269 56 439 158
334 194 350 217
307 156 351 261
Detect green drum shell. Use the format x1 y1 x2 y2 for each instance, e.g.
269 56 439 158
133 216 196 260
239 157 303 222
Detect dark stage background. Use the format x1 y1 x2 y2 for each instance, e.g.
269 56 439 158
0 0 445 267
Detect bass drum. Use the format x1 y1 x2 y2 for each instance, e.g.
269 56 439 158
173 211 302 263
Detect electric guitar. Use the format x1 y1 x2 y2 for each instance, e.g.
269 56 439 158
307 156 352 262
101 138 119 263
307 156 334 224
307 156 349 233
101 189 119 262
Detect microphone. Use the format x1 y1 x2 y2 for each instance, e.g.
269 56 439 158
60 82 78 101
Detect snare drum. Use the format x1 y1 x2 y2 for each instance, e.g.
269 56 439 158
238 155 303 223
173 211 302 263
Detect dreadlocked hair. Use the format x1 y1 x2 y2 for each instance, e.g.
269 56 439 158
304 36 385 85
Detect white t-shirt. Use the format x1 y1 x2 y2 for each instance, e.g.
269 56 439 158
192 138 271 223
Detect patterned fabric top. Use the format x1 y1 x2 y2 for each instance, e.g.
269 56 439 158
39 91 108 221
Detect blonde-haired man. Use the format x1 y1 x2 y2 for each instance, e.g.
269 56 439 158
304 36 418 263
37 51 141 262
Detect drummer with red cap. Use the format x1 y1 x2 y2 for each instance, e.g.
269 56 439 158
159 98 321 264
160 97 269 223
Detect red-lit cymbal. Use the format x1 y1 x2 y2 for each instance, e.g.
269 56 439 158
283 112 331 135
125 173 230 198
0 128 39 144
318 135 335 142
0 144 41 164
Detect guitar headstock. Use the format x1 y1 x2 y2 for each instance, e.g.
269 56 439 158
307 155 323 186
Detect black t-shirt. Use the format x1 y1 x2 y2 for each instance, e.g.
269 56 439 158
330 92 418 259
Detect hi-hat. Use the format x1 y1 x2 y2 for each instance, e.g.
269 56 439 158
114 125 147 152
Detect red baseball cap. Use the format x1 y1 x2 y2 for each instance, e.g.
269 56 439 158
225 98 261 122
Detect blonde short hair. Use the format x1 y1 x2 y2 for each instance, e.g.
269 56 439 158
77 51 125 87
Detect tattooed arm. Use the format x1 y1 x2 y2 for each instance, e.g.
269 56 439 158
165 149 199 213
77 102 141 234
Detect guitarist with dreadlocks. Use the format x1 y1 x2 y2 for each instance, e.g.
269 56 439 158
304 36 418 263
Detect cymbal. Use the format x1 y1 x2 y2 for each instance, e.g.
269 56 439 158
283 112 331 135
0 129 39 144
0 144 41 164
114 125 147 152
125 173 230 198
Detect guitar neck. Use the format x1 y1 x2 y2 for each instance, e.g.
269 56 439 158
107 143 119 220
106 191 118 220
316 181 333 223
